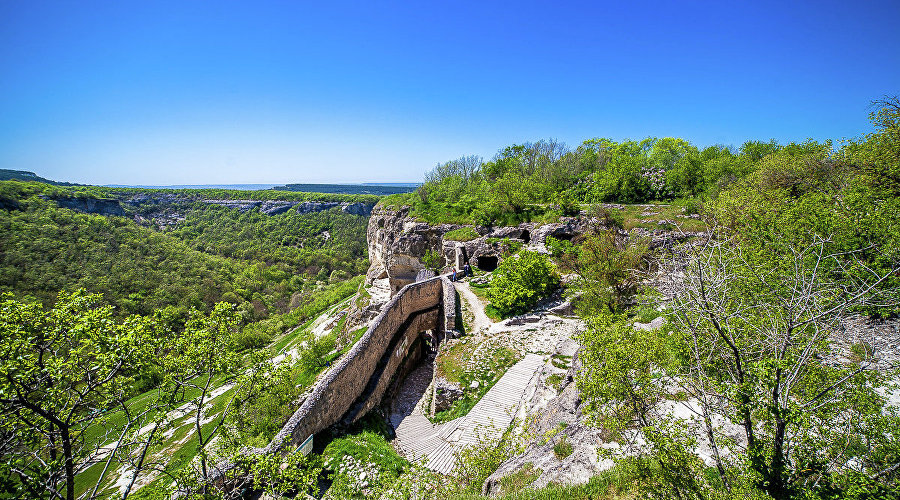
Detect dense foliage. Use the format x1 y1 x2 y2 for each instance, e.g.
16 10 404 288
572 98 900 499
0 181 370 324
169 204 368 278
383 136 790 225
486 251 559 317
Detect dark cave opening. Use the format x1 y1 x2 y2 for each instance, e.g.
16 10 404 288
476 255 498 272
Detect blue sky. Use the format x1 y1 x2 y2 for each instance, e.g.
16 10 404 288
1 1 898 185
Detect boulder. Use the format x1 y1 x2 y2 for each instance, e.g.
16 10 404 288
634 316 666 331
432 376 464 414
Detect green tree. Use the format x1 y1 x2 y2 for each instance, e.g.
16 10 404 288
486 251 559 317
0 290 152 500
668 235 900 497
574 229 647 314
157 303 243 492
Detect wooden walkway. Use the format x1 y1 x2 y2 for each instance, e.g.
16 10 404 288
389 354 546 475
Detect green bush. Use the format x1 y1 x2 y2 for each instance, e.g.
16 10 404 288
453 433 523 493
298 333 337 372
486 251 560 317
553 435 573 459
574 230 647 314
422 247 444 273
323 430 410 497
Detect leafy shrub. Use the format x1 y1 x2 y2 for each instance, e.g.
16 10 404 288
553 435 574 459
323 430 410 497
298 333 337 372
574 230 647 314
545 236 575 258
453 432 523 493
422 247 444 273
587 204 624 229
546 373 563 390
486 251 560 317
228 356 307 446
675 197 703 216
245 449 322 498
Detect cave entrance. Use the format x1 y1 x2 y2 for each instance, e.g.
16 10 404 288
520 230 531 243
476 255 498 272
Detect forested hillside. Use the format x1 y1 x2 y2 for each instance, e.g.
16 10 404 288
0 181 371 320
1 98 898 500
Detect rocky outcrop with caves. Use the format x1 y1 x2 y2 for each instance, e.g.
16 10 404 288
46 196 126 216
365 206 459 293
366 205 707 297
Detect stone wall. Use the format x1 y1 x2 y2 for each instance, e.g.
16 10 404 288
255 275 455 455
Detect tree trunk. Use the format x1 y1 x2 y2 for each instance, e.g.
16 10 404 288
61 427 75 500
767 418 789 498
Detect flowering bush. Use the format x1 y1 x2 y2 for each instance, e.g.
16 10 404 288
641 163 674 199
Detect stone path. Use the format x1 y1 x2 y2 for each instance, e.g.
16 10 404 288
389 354 546 475
454 281 492 334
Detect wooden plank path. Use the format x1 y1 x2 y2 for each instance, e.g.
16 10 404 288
424 353 546 474
390 364 462 461
389 355 546 474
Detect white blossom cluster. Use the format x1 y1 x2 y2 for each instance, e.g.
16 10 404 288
641 163 673 198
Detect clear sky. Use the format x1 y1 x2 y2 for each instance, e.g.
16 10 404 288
1 1 898 185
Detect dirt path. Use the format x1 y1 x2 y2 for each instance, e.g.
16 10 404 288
454 281 492 334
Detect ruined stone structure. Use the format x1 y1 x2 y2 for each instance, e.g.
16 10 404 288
263 276 454 453
209 275 455 487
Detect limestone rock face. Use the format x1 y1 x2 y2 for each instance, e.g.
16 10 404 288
341 202 373 216
368 207 707 297
483 352 613 495
203 199 374 216
367 207 600 294
366 206 459 293
48 196 126 216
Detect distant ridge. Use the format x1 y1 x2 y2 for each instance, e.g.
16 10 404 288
273 183 418 195
0 170 418 195
0 169 79 186
104 184 278 190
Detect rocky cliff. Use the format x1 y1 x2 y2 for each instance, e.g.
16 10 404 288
44 192 375 226
365 206 458 293
364 205 697 295
202 199 373 216
46 196 126 216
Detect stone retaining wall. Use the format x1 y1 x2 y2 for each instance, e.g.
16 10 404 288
208 276 455 489
257 275 455 455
